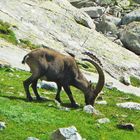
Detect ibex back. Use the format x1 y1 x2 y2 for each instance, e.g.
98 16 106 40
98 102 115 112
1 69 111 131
22 48 105 107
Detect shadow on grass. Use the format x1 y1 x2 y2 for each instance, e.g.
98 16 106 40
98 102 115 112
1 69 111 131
0 95 53 103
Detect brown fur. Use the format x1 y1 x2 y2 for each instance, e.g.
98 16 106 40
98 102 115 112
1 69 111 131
22 48 105 107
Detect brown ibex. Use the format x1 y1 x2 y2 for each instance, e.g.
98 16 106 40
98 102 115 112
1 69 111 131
22 48 105 107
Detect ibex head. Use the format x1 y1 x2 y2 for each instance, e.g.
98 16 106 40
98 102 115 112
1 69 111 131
82 52 105 106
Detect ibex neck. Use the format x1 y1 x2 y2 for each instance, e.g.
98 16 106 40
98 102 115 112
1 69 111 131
73 77 89 93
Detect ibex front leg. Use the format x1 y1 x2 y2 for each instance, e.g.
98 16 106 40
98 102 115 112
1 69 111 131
63 85 79 108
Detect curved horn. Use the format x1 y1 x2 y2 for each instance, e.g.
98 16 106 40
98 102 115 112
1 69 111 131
82 58 105 97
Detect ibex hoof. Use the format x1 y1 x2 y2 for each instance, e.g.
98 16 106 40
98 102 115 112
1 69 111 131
71 103 79 108
26 97 33 102
36 97 44 101
55 98 62 103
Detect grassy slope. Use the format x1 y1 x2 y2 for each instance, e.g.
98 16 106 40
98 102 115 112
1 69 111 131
0 68 140 140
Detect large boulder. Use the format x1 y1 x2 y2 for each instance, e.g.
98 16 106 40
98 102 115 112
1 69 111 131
120 22 140 55
121 9 140 25
0 0 140 80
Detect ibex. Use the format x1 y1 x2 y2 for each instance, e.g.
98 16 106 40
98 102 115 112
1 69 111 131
22 48 105 107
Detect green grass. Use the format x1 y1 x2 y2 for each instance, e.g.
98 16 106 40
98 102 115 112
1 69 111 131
0 20 39 49
77 60 97 73
130 76 140 87
0 20 17 45
0 67 140 140
19 39 40 50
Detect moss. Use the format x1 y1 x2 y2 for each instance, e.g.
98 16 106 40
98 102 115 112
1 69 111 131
130 76 140 87
19 39 40 50
0 20 17 45
77 60 97 73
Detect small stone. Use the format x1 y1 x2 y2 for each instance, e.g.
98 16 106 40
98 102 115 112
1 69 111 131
19 92 24 96
51 126 83 140
96 101 107 105
97 118 110 124
119 74 131 85
105 82 113 89
26 137 39 140
60 107 71 112
0 122 6 130
117 102 140 110
8 73 14 77
37 81 57 90
16 75 20 78
117 123 134 131
83 105 101 115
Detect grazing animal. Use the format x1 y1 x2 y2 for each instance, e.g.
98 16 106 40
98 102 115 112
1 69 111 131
22 48 105 107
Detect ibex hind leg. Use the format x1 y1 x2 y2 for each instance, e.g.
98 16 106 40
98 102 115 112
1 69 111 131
31 79 43 101
55 83 62 103
23 75 34 101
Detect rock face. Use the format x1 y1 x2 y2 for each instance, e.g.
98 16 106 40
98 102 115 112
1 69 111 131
120 22 140 55
51 126 83 140
0 0 140 80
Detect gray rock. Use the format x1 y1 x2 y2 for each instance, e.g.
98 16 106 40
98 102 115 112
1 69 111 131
51 126 83 140
96 100 107 105
83 105 101 115
97 118 110 124
120 22 140 55
117 123 135 131
96 20 118 35
105 82 114 89
37 81 57 90
26 137 39 140
116 0 130 8
114 39 123 46
80 6 105 18
95 0 114 5
110 5 123 17
0 122 6 130
133 0 140 4
121 9 140 25
119 74 131 85
69 0 97 8
117 102 140 110
102 15 121 26
74 11 95 29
